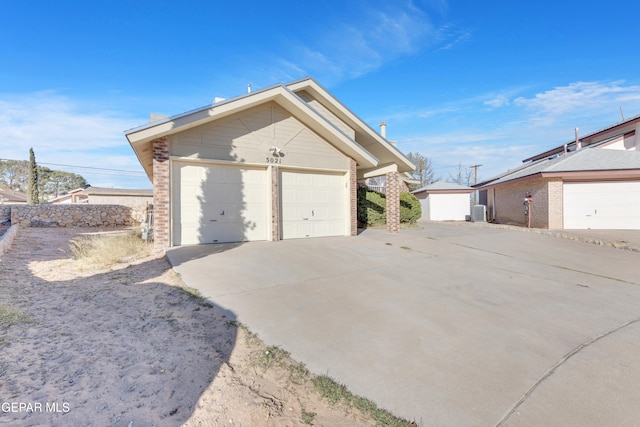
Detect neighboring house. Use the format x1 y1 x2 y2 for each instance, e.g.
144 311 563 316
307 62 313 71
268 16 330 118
360 172 420 194
476 114 640 230
412 181 474 221
0 186 27 204
49 186 153 206
126 77 415 247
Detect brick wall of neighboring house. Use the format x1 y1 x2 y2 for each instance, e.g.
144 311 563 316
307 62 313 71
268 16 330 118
349 158 357 236
493 176 551 228
10 204 144 227
152 137 170 248
547 178 564 229
386 171 400 233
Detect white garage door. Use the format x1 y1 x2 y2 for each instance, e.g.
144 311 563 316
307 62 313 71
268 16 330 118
563 181 640 229
173 162 268 244
281 170 347 239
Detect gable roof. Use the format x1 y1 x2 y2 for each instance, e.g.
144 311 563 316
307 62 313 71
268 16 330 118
522 113 640 162
126 78 415 181
0 186 27 203
286 78 416 174
478 148 640 188
412 180 474 194
48 186 153 203
83 186 153 196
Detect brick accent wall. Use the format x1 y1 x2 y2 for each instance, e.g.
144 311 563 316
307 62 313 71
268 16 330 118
349 158 357 236
271 165 280 241
152 137 170 248
386 171 400 233
547 178 564 229
493 177 550 228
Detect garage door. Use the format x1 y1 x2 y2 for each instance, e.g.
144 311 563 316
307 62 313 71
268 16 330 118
173 162 268 244
563 181 640 229
281 170 347 239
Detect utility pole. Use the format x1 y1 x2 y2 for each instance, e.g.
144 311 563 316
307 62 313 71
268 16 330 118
470 164 482 206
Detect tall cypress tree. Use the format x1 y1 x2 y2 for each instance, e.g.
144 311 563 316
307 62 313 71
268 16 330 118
27 147 39 204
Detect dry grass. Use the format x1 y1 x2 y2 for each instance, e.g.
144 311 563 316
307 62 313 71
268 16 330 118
69 230 150 267
0 305 35 329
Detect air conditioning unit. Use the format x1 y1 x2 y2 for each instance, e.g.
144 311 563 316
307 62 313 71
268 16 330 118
471 205 486 222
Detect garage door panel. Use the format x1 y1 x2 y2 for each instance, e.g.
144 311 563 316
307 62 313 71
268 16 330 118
173 162 267 245
564 181 640 229
281 170 347 239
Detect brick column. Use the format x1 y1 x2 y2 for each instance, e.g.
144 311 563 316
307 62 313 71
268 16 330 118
271 165 280 241
547 178 564 229
349 158 357 236
386 171 400 233
152 137 170 248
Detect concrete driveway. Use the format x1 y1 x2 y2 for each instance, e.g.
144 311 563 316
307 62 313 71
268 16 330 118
167 223 640 426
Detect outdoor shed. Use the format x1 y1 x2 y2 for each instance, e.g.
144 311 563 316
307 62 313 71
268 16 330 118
126 77 415 247
412 181 473 221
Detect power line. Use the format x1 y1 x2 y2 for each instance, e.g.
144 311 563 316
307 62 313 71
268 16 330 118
0 158 146 175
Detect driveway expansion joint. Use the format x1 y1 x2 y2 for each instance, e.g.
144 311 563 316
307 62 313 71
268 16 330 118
496 315 640 426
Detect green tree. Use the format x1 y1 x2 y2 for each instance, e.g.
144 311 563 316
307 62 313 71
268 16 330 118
0 160 29 191
40 168 89 198
28 148 39 204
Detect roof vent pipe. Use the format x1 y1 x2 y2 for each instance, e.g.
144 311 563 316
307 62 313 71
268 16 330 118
247 84 251 93
380 121 387 138
575 128 581 150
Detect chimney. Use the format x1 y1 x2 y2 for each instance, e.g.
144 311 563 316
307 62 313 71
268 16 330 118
575 128 581 150
380 121 387 138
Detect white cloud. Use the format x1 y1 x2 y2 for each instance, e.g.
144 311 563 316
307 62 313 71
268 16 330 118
269 1 459 85
393 80 640 182
436 26 472 51
0 92 149 188
484 95 510 108
513 80 640 126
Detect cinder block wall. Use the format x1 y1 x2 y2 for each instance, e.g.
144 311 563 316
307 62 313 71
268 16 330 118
11 204 144 227
493 177 550 228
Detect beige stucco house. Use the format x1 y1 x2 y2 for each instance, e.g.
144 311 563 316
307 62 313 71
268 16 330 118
0 186 27 204
126 77 415 247
477 114 640 229
49 186 153 206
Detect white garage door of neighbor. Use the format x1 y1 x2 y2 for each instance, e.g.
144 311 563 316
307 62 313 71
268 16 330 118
173 162 268 245
281 170 347 239
563 181 640 229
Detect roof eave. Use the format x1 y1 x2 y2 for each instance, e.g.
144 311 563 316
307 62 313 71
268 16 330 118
286 78 416 173
126 84 380 178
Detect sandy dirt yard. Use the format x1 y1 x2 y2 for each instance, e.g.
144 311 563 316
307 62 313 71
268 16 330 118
0 227 396 427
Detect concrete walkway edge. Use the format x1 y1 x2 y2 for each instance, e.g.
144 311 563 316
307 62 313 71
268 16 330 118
0 224 19 256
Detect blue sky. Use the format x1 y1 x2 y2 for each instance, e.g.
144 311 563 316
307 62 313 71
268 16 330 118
2 0 640 189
